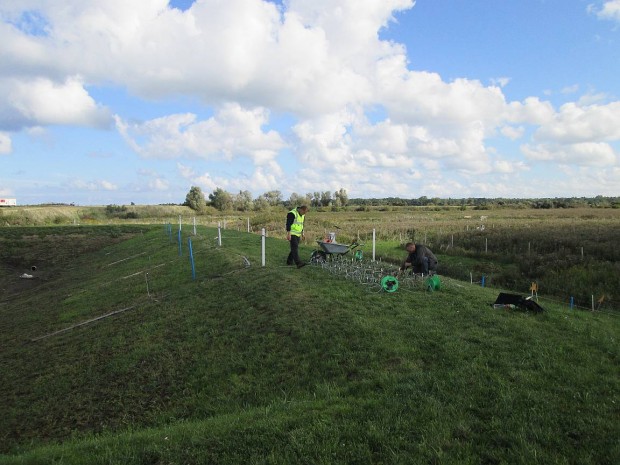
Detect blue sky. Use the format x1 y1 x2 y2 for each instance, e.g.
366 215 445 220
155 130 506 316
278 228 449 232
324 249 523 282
1 0 619 205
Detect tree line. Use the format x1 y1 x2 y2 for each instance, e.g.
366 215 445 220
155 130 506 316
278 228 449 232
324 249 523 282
184 186 349 212
349 196 619 209
184 187 619 212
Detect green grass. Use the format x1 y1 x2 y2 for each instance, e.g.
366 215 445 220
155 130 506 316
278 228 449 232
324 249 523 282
3 204 619 308
0 226 618 464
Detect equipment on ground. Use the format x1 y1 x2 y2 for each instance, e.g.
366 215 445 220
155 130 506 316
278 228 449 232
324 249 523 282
492 292 544 313
310 240 363 263
380 275 399 293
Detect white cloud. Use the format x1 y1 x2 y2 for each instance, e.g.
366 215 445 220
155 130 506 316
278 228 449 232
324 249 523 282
116 103 286 164
100 180 118 191
591 0 620 22
176 163 195 179
501 125 525 140
509 98 620 169
576 92 609 106
561 84 579 94
137 168 158 177
522 142 617 166
69 179 118 191
1 0 618 201
490 77 510 88
507 97 556 126
0 0 415 117
192 174 218 193
492 159 529 174
378 67 508 131
0 132 11 154
185 160 284 196
148 178 169 191
521 166 620 197
534 101 620 144
0 76 112 130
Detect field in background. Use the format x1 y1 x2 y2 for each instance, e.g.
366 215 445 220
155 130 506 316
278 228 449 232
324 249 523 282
3 204 619 312
0 224 618 464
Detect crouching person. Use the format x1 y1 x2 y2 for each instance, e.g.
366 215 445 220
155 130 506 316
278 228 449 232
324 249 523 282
400 242 438 275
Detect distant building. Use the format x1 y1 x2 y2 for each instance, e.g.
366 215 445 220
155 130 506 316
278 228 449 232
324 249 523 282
0 198 17 206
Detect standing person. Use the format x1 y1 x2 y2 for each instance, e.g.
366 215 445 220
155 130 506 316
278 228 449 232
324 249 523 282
400 242 438 275
286 205 309 268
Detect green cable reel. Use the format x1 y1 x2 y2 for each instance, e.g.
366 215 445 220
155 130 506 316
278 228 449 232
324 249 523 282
380 275 399 293
425 275 441 291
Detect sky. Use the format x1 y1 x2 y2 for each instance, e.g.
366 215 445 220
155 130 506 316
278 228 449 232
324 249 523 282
1 0 619 205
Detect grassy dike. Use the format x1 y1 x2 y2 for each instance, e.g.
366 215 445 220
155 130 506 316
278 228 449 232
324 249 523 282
0 225 618 464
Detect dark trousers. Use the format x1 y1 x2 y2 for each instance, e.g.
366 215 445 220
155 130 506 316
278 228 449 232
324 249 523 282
413 257 437 274
287 235 303 265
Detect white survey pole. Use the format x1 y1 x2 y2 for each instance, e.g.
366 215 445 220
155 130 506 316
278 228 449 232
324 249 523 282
218 222 222 246
193 217 196 235
247 217 250 233
372 229 376 261
261 228 266 267
179 215 182 231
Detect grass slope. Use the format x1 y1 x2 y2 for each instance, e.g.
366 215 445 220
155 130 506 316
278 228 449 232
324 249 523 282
0 226 618 464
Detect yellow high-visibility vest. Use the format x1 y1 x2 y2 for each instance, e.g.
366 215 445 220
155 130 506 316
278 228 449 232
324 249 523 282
289 208 305 236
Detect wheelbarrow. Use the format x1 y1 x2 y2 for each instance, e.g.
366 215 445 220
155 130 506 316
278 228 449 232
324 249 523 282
310 240 363 263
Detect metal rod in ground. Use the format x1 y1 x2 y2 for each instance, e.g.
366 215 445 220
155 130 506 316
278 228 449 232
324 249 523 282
145 272 151 297
178 229 182 256
188 237 196 280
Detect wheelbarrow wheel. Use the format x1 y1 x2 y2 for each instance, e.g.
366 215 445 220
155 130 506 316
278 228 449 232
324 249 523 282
310 250 327 264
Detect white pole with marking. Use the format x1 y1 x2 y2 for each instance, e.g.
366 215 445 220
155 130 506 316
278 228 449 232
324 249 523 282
372 229 376 262
261 228 266 267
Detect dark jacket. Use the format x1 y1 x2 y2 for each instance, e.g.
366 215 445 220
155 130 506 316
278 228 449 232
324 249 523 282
405 244 438 271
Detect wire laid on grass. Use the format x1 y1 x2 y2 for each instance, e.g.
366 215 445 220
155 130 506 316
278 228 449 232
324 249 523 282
309 254 453 295
105 252 147 267
311 256 405 293
30 302 146 343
